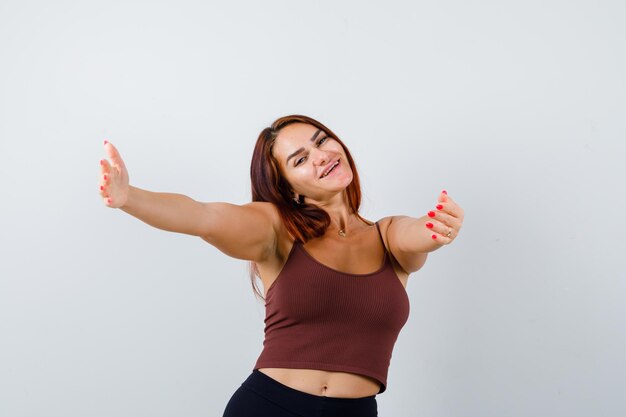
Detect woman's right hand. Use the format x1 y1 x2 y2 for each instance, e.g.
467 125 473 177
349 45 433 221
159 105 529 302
99 140 130 208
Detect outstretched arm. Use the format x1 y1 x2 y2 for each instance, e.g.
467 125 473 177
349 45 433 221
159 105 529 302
387 191 464 274
98 141 278 262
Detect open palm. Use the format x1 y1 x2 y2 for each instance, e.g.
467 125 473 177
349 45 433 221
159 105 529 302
98 141 129 208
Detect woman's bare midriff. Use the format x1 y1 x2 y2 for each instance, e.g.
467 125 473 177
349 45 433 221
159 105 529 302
257 368 381 398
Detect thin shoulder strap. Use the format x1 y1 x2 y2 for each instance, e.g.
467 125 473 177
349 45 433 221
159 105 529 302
374 221 388 254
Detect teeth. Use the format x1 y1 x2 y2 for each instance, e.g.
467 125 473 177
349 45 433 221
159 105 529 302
322 161 338 178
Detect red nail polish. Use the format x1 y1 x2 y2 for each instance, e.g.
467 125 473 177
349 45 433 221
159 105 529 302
432 234 437 240
104 140 108 145
442 190 447 195
426 222 433 228
436 204 443 210
100 159 104 165
104 175 107 181
100 186 103 191
428 211 435 218
107 198 112 204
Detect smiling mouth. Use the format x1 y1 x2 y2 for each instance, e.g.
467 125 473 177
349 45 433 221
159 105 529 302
320 160 340 178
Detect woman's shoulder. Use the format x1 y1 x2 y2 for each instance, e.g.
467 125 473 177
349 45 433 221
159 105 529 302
245 201 280 218
371 215 409 247
246 201 278 212
247 201 295 239
373 215 403 228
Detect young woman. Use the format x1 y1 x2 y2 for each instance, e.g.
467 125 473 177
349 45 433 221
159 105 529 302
98 115 464 417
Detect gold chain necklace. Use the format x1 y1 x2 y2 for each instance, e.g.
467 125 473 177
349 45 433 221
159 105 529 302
330 216 351 237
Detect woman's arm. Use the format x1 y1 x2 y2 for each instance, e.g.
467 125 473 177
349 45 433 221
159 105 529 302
387 191 464 274
99 141 278 263
198 201 279 262
121 189 278 262
118 186 211 236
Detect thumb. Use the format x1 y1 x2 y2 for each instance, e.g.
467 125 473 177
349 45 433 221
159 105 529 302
104 140 127 172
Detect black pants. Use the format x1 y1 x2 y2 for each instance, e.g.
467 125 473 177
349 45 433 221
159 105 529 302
222 369 378 417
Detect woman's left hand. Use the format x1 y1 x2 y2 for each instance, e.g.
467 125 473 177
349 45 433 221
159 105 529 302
425 190 464 244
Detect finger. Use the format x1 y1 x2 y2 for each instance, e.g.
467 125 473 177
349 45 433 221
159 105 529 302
100 157 111 175
427 210 461 230
435 198 463 219
435 202 460 218
429 229 452 244
425 219 449 234
437 191 461 211
102 195 113 206
98 160 113 195
435 221 454 239
426 219 454 243
443 195 459 208
98 174 109 198
104 141 127 173
100 159 113 183
98 174 112 204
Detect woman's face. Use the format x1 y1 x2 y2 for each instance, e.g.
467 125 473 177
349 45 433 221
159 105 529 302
272 122 353 203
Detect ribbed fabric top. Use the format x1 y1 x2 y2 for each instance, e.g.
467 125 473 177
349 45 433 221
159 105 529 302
253 222 410 394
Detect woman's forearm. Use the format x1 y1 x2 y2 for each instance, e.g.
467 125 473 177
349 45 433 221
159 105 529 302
120 185 208 236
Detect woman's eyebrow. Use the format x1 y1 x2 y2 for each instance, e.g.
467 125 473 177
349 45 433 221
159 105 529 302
285 129 322 164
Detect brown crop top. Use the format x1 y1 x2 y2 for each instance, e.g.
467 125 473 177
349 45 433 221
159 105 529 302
253 221 410 394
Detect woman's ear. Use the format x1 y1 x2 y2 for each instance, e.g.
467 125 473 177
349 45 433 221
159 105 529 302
292 192 304 205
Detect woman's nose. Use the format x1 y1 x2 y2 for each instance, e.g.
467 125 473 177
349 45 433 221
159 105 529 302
311 148 330 165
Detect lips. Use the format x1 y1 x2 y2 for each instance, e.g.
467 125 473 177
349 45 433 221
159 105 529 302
320 160 340 178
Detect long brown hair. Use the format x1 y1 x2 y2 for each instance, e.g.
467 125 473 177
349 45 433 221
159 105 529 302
248 115 369 301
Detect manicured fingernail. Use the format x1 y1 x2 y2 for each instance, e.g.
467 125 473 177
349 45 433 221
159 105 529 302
104 140 108 145
107 198 112 204
432 234 437 240
426 222 433 228
442 190 447 195
100 186 103 191
104 175 107 180
428 211 435 218
100 159 104 165
436 204 443 210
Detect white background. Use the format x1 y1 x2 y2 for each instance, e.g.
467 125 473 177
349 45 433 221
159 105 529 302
1 1 624 416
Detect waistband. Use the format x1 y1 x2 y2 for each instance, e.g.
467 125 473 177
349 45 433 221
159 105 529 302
241 369 377 417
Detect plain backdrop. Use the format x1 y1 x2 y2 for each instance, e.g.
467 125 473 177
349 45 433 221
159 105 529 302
1 1 625 416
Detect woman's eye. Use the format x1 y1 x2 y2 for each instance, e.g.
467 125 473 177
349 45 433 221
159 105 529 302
294 137 328 166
